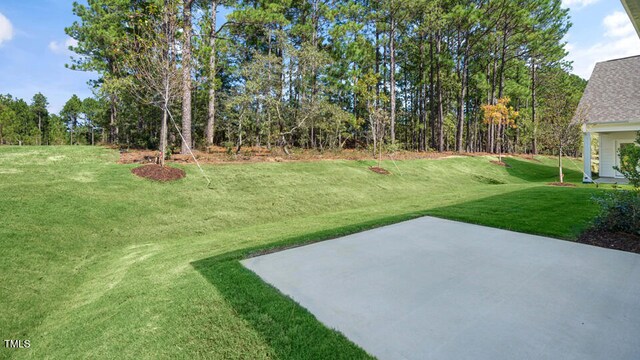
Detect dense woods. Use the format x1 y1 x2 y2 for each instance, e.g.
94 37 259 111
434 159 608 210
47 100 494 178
0 0 587 157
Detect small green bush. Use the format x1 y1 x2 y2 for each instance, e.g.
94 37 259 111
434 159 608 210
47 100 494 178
593 190 640 234
223 141 235 155
596 131 640 234
613 131 640 188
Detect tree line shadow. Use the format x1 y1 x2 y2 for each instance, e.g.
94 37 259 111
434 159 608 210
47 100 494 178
502 157 584 183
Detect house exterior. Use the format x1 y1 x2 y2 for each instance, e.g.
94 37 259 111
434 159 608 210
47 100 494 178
578 55 640 182
579 0 640 182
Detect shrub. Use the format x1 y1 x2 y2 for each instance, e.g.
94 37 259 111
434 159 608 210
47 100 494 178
223 141 235 155
596 132 640 234
593 190 640 234
613 131 640 188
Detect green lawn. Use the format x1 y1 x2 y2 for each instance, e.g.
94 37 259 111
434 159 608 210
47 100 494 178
0 146 607 359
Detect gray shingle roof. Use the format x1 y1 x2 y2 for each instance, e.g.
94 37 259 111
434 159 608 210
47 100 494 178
575 55 640 124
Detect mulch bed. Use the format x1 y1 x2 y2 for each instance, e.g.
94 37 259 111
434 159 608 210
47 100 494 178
490 160 511 167
547 182 577 187
369 166 391 175
131 164 186 182
577 229 640 254
119 148 464 165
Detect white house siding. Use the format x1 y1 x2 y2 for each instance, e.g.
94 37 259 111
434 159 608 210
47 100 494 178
599 131 637 177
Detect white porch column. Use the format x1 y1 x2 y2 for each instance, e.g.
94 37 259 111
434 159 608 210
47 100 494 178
583 132 592 183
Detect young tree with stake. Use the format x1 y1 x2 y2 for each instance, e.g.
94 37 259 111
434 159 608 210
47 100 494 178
538 68 585 183
121 1 182 166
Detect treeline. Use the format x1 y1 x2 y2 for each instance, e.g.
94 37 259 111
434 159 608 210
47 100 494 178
0 93 64 146
4 0 587 156
0 93 107 146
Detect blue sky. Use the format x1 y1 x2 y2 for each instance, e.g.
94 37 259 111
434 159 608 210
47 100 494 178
0 1 97 113
563 0 640 79
0 0 638 113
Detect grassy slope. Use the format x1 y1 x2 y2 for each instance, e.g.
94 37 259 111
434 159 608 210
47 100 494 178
0 146 606 359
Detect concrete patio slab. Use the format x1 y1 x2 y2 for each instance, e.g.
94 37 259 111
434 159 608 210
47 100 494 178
242 216 640 360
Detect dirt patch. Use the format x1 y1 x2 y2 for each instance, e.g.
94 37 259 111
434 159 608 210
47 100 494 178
577 229 640 254
120 150 162 164
490 160 511 167
131 164 186 182
547 182 577 187
369 166 391 175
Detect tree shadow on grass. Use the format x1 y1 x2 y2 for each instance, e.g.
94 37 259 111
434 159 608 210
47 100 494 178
427 185 602 239
502 157 583 183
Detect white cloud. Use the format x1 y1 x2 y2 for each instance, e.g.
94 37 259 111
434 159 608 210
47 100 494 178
566 11 640 79
603 11 636 38
47 41 61 53
562 0 599 9
48 37 78 54
0 12 13 46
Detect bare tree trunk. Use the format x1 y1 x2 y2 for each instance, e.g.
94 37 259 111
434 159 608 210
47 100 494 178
389 3 396 144
236 119 243 155
419 34 427 151
110 95 118 144
498 42 507 99
38 114 41 145
375 24 381 108
429 37 435 149
311 0 319 98
181 0 193 154
403 53 410 148
531 58 538 154
436 30 444 152
205 1 217 146
369 101 376 156
496 31 507 156
559 143 563 183
70 119 74 145
456 38 469 153
160 1 173 167
489 50 498 153
160 107 168 167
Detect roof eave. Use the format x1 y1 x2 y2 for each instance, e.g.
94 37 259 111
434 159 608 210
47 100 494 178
621 0 640 37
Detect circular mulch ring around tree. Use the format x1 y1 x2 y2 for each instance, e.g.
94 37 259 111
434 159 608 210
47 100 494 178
369 166 391 175
131 164 186 182
547 182 576 187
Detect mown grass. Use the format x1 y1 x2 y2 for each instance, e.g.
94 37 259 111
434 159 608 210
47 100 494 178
0 146 608 359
